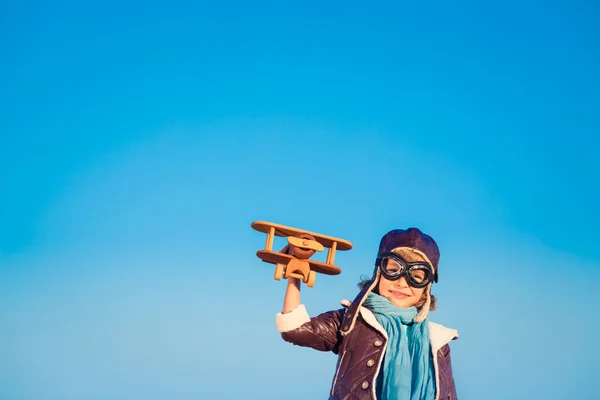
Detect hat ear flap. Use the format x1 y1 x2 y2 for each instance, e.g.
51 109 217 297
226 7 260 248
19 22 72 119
414 283 432 323
372 264 382 289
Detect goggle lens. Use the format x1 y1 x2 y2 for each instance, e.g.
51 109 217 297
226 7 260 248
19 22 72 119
381 258 403 276
408 268 430 284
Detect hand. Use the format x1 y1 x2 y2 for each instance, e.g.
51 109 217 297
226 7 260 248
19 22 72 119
287 276 301 289
283 277 302 313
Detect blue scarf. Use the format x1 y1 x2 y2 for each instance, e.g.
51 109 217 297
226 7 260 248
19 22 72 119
362 293 435 400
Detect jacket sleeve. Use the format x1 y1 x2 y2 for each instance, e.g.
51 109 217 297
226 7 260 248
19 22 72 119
276 304 344 354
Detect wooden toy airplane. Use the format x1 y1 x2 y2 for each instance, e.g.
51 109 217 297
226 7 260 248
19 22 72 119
251 221 353 287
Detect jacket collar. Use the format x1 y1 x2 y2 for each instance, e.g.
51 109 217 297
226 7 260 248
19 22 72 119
340 280 378 336
340 298 458 352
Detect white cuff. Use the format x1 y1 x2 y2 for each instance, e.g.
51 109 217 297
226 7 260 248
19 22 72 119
275 304 311 333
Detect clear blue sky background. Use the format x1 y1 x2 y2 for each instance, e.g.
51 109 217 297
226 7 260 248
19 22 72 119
1 1 599 399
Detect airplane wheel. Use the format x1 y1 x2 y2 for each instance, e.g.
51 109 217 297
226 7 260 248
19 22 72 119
274 264 285 280
306 271 316 288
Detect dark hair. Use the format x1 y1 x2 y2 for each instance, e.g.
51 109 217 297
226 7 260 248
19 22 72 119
357 277 437 311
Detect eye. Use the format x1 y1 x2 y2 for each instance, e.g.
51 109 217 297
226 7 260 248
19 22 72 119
383 259 402 274
410 269 427 282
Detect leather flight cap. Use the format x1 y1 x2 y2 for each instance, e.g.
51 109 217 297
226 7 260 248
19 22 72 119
375 227 440 282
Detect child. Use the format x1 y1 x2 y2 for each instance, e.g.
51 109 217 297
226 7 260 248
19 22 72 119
276 227 459 400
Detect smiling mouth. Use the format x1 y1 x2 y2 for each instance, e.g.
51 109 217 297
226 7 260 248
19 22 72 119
389 290 409 298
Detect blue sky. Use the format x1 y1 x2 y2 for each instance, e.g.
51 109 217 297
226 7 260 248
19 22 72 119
1 1 599 399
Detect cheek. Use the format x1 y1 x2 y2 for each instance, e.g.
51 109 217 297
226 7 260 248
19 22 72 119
377 277 395 294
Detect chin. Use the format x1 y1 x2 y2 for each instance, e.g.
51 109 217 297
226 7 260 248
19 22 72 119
391 300 413 308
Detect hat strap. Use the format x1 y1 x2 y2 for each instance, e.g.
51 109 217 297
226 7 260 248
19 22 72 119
414 283 432 323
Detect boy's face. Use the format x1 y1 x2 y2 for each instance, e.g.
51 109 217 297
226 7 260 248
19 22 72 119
376 248 429 308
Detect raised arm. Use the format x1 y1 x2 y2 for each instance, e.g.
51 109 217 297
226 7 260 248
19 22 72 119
276 278 344 353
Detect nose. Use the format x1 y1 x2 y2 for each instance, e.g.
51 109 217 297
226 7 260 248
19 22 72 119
393 276 409 288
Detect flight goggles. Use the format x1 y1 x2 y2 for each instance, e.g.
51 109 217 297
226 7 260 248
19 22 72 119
377 252 435 288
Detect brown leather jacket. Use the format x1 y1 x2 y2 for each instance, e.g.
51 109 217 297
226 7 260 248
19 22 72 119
276 288 459 400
